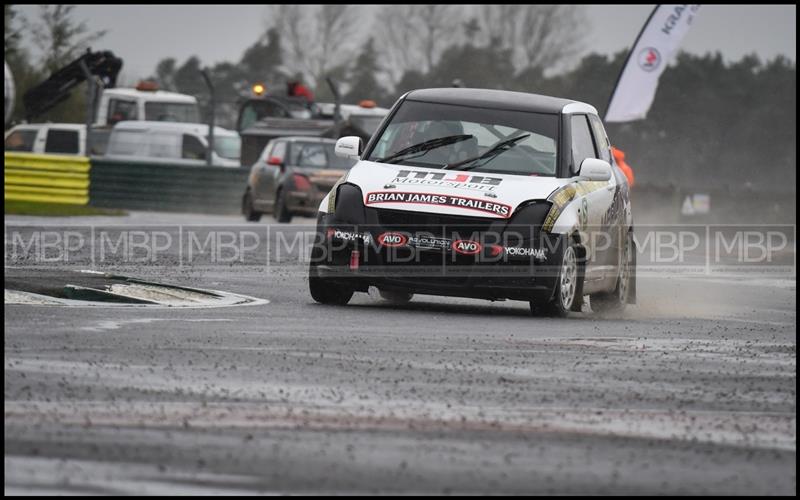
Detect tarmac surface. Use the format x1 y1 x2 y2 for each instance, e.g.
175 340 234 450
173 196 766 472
4 211 796 494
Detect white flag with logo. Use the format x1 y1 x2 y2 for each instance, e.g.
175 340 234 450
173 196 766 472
605 5 701 123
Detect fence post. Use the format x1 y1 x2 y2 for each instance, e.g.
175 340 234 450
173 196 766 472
200 69 215 167
78 59 97 156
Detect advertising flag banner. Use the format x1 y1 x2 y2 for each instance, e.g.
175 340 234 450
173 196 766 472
605 5 701 123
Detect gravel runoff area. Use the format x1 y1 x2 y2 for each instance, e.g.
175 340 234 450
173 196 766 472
4 211 796 495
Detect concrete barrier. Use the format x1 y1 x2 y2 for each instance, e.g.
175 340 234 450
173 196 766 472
4 152 91 205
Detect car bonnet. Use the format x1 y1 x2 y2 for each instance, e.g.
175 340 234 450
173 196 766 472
345 160 571 219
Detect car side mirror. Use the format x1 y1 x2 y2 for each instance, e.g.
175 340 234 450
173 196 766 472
578 158 612 182
266 156 285 171
335 136 362 160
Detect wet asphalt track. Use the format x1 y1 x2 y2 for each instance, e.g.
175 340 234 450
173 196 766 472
4 211 796 495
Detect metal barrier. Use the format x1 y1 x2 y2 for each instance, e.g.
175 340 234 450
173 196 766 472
4 152 91 205
8 154 793 222
89 159 249 214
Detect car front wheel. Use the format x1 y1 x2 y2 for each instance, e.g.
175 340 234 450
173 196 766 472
274 189 293 223
242 189 262 222
308 262 354 306
531 238 583 318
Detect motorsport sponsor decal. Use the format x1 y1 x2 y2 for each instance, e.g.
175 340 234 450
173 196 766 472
542 181 607 232
328 228 372 244
377 232 408 247
409 235 451 250
504 246 546 260
488 244 546 260
580 198 589 230
601 184 624 229
392 170 503 192
452 239 482 255
377 232 451 250
335 227 547 260
365 191 512 218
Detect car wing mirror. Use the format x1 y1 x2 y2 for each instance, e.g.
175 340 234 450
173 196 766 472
266 155 286 172
335 136 362 160
578 158 612 182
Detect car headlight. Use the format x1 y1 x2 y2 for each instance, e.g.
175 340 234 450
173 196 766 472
330 182 366 225
508 201 551 227
501 200 552 248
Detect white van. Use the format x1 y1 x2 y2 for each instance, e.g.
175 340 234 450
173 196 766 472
95 85 201 127
104 121 242 167
5 123 88 156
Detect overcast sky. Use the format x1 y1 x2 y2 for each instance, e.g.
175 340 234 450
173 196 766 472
13 4 797 83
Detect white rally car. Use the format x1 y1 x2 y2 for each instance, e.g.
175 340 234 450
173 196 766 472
308 88 635 317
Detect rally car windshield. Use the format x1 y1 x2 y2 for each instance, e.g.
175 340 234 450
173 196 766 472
366 100 558 176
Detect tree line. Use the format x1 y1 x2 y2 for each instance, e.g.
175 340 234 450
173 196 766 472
5 5 796 192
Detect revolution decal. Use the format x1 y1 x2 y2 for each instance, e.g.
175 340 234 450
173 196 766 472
409 235 451 250
365 191 512 218
378 232 452 251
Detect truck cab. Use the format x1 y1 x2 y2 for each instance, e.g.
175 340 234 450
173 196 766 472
95 83 201 127
236 93 389 168
17 50 204 156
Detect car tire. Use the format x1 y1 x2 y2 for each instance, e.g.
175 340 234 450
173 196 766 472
274 189 292 224
379 289 413 305
590 230 634 313
530 237 583 318
308 262 354 306
242 189 262 222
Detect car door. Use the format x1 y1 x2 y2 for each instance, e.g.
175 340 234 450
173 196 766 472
181 133 207 165
253 140 287 210
588 113 627 281
250 141 273 203
44 128 81 155
291 142 337 198
149 131 181 161
569 114 616 284
4 128 38 153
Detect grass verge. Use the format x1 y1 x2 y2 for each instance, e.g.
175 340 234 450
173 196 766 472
5 200 127 217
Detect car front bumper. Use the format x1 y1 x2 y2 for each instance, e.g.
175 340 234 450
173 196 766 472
310 212 571 302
